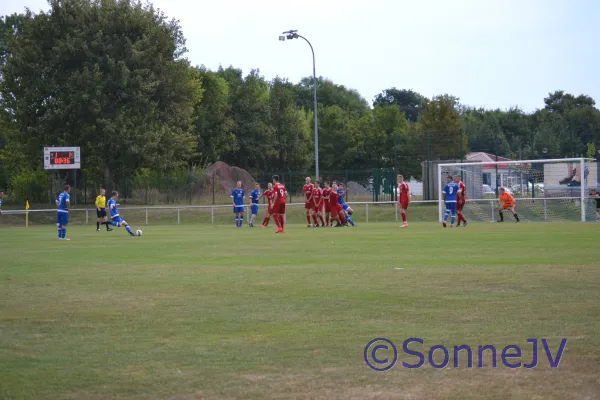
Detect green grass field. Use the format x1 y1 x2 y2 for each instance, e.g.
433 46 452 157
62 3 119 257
1 222 599 400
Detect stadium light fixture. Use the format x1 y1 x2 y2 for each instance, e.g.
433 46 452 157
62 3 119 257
279 29 320 181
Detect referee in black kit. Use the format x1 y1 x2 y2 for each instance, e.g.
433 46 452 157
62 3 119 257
95 188 113 231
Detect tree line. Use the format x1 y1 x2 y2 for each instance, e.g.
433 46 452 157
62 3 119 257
1 0 599 200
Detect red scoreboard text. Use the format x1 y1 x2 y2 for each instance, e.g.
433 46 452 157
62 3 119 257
50 151 75 165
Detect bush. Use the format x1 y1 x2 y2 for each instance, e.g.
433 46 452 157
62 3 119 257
9 170 49 203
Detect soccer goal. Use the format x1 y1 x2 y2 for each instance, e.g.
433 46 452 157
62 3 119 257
437 158 598 223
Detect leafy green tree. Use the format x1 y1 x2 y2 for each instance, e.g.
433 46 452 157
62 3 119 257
373 88 426 123
1 0 200 190
293 77 370 118
192 67 237 166
269 77 312 171
218 67 274 170
417 95 464 160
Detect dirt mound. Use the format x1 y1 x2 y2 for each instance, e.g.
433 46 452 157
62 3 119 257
205 161 256 193
346 181 370 195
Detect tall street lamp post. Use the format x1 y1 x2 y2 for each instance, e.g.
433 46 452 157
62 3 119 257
279 30 319 180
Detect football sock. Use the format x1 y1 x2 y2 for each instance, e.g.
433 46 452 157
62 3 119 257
273 215 281 229
61 228 66 238
306 215 311 224
499 211 504 221
514 213 520 222
347 215 355 226
96 222 100 230
339 213 346 224
125 225 133 235
444 210 450 221
312 215 318 225
401 211 407 223
318 215 325 225
280 215 285 229
451 214 456 225
58 228 62 238
235 216 239 226
262 216 270 226
250 215 256 225
239 215 244 226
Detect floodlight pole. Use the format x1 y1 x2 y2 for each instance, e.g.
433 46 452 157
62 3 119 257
281 30 319 181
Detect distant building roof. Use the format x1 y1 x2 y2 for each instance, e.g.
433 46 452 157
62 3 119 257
467 152 511 162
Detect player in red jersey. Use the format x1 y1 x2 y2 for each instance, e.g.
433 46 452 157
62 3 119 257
454 174 468 227
311 181 326 227
272 175 288 233
397 175 410 227
303 177 314 227
322 182 332 226
260 182 275 228
329 183 347 227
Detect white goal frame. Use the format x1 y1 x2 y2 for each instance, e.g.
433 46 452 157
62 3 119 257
437 158 591 223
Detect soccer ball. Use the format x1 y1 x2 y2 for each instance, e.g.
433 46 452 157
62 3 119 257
136 229 142 236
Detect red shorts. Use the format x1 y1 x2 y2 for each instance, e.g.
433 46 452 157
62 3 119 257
272 201 286 214
332 204 342 215
457 201 465 211
312 203 322 213
304 201 312 209
324 202 331 213
267 205 273 215
400 199 409 210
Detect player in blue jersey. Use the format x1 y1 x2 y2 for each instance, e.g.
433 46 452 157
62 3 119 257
337 183 356 227
56 185 71 240
248 183 261 227
231 181 245 227
442 176 459 228
107 191 136 236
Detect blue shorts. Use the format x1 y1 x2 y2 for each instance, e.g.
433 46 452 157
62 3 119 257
251 204 259 215
57 211 69 227
111 216 124 227
341 203 349 211
445 202 457 214
233 206 244 214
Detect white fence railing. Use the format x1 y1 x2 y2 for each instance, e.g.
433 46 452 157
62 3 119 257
1 197 596 225
1 201 430 225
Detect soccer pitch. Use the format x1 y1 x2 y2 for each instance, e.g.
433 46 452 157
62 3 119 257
1 223 599 400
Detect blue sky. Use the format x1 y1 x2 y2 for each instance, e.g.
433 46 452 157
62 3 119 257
2 0 599 112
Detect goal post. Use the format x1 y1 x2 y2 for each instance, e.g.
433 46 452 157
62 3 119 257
437 158 596 223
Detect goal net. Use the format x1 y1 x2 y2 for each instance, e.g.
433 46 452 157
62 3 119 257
437 158 598 223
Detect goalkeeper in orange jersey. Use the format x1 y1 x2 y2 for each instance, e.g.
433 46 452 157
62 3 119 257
497 187 520 222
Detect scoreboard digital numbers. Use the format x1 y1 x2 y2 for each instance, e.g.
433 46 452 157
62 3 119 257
44 147 81 170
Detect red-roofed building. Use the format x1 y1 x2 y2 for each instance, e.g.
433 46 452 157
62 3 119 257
467 152 515 190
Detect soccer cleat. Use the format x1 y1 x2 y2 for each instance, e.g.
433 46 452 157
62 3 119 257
130 232 135 236
463 221 468 227
261 224 265 228
249 223 254 227
107 228 113 231
96 229 100 232
443 222 447 228
307 224 311 228
401 222 408 228
450 225 454 228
